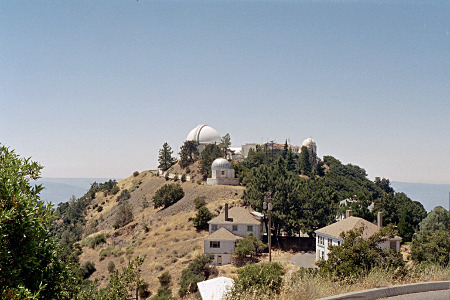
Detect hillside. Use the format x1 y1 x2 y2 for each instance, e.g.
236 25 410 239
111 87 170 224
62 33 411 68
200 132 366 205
78 170 245 295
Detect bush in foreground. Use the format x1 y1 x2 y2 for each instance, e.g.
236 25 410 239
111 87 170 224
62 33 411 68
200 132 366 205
178 254 214 297
230 262 285 298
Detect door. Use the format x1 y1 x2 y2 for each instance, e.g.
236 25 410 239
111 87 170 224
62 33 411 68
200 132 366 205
217 255 222 265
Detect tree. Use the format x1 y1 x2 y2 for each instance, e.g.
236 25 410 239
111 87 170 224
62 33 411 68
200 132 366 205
418 206 450 232
316 226 404 282
199 144 222 179
397 209 414 242
179 141 199 168
411 206 450 266
178 254 214 297
158 142 177 172
230 262 285 297
192 206 214 230
411 230 449 266
233 233 266 259
0 144 72 299
77 256 146 300
153 184 184 209
298 146 311 175
220 133 231 157
374 177 394 194
113 201 133 229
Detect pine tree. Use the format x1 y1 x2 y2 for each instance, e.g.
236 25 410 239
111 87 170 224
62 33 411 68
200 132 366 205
298 146 311 175
158 142 177 171
179 141 199 168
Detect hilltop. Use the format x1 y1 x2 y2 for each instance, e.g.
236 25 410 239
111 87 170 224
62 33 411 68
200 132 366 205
77 170 245 294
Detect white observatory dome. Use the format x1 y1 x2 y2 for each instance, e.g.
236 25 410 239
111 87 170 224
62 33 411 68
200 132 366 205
211 158 231 170
302 137 316 148
186 125 221 145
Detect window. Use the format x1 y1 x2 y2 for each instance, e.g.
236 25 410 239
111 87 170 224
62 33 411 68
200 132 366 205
232 225 238 231
212 225 218 232
221 171 225 175
247 226 253 232
328 238 332 246
390 241 397 250
210 241 220 248
318 236 324 245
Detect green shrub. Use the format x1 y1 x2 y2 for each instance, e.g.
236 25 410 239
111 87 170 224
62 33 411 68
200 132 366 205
178 254 214 297
233 233 266 259
97 206 103 212
317 226 405 282
193 196 206 209
153 184 185 209
231 262 285 297
117 189 131 202
158 272 171 287
79 261 96 279
411 230 450 266
113 201 133 229
133 171 139 177
173 174 179 182
110 185 120 195
181 174 187 182
192 206 214 230
107 261 115 273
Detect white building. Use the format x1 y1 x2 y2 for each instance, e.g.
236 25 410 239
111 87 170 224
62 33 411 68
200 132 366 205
186 124 221 152
315 211 401 261
204 204 263 265
207 158 239 186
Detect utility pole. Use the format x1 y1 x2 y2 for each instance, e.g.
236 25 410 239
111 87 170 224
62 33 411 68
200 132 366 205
263 191 273 262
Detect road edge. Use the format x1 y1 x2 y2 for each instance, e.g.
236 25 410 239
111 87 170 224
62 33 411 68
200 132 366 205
318 280 449 300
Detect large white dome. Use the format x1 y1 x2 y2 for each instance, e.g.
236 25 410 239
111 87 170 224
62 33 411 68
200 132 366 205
302 137 316 148
186 125 221 145
211 158 231 170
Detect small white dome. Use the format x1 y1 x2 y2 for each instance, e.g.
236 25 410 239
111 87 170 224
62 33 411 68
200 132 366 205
302 137 316 148
211 158 231 170
186 125 221 145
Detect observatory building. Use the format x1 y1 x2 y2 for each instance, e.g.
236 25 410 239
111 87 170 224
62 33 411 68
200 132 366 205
207 158 240 186
186 124 221 152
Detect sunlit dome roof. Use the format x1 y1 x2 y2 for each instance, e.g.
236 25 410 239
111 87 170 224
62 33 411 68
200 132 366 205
211 158 231 170
302 137 316 148
186 125 221 145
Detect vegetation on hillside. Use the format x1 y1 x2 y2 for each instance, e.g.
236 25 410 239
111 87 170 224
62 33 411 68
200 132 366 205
152 183 185 209
158 142 177 172
316 226 404 282
0 144 74 299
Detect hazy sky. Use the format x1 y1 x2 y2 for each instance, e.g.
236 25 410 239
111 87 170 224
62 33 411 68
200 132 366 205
1 1 449 184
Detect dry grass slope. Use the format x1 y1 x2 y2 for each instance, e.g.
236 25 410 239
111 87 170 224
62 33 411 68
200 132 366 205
79 170 244 295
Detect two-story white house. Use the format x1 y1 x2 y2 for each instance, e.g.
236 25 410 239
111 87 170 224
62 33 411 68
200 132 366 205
315 210 401 261
204 204 263 265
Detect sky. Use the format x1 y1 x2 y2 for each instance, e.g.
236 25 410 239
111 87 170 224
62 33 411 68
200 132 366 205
1 1 449 184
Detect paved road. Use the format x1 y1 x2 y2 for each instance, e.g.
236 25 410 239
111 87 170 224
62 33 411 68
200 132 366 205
290 252 317 268
382 289 449 300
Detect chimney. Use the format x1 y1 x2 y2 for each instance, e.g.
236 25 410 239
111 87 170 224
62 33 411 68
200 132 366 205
377 211 383 229
225 203 229 221
345 210 352 218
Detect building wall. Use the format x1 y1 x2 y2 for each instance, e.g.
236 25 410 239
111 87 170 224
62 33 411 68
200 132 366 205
204 239 236 255
209 223 263 240
241 143 258 158
315 233 343 261
316 234 401 261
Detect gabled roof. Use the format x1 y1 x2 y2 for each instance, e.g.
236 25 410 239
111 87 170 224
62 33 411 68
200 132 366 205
204 227 243 241
208 206 261 225
315 216 379 239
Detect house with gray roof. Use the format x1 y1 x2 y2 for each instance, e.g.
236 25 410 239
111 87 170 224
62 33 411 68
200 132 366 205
204 204 263 265
315 210 401 261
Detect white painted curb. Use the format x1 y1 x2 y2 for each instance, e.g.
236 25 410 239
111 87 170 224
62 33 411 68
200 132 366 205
318 281 449 300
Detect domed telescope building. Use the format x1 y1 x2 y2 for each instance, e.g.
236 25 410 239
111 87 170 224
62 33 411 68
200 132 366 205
186 124 221 152
207 158 240 186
